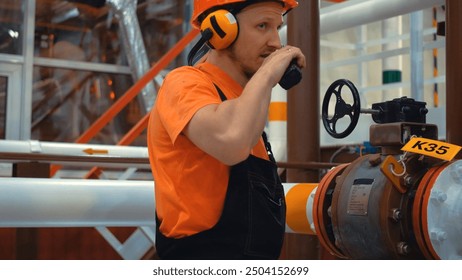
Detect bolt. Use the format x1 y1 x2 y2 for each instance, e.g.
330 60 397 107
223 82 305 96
390 208 402 222
430 230 447 242
397 242 411 255
431 190 447 203
404 175 413 187
450 164 462 184
327 206 332 218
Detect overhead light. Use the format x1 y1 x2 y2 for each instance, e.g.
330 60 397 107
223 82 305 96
8 29 19 39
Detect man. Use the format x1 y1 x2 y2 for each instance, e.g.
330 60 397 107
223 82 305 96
147 0 305 259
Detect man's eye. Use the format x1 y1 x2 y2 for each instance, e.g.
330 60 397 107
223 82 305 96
258 23 267 29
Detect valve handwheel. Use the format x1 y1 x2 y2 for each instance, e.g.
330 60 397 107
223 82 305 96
322 79 361 139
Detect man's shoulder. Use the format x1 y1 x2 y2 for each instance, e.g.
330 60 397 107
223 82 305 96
158 65 217 101
162 65 215 92
166 65 207 79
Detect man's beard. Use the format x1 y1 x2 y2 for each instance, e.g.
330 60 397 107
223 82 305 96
227 45 256 80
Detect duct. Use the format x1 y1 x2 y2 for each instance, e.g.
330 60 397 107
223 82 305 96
320 0 445 35
0 178 155 227
107 0 157 113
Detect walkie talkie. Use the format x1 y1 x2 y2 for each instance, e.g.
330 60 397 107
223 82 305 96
278 59 302 90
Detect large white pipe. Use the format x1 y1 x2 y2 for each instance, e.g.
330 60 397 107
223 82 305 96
320 0 445 35
0 177 317 236
0 178 155 227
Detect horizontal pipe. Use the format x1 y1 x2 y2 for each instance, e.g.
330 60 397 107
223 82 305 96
0 178 155 227
33 57 132 74
284 183 318 235
320 0 445 34
0 139 148 158
0 152 150 169
0 178 318 236
278 161 339 170
279 0 444 37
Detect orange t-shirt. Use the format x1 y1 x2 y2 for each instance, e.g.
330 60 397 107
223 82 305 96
147 62 269 238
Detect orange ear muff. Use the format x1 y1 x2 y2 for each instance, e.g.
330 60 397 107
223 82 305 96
200 9 239 50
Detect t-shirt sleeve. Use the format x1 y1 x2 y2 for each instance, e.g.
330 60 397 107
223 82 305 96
156 67 221 144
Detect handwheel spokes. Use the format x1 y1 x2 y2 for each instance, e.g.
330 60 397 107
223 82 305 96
335 84 344 98
333 87 341 99
347 107 359 119
334 86 356 118
334 99 352 119
324 117 337 133
332 114 353 133
331 118 337 133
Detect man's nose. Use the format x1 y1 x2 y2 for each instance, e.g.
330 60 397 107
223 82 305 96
268 29 282 49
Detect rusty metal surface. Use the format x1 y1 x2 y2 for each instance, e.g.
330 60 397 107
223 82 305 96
328 154 426 259
283 0 320 260
287 0 320 183
446 0 462 151
369 123 438 148
331 155 394 259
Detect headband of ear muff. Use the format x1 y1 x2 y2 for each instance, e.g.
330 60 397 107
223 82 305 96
200 9 239 50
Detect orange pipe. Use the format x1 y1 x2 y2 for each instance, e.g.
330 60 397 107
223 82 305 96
285 183 317 235
268 102 287 121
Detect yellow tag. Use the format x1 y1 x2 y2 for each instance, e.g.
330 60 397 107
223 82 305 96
401 137 462 161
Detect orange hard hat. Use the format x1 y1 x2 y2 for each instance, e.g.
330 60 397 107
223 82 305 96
191 0 299 29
